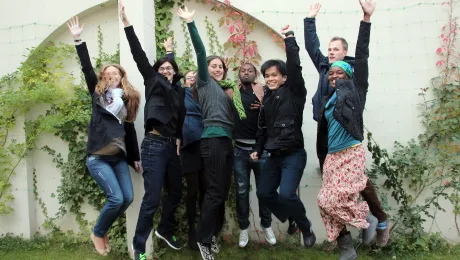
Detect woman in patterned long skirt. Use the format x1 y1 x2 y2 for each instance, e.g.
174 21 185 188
316 1 377 260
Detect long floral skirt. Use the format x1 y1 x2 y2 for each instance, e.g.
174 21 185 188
317 145 370 242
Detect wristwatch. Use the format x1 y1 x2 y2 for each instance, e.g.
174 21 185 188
74 39 82 43
285 31 294 37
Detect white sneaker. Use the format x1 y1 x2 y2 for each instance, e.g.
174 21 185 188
262 227 277 245
238 229 249 248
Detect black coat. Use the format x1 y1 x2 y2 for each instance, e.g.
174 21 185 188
304 17 356 122
316 21 371 170
254 36 307 155
124 26 185 138
75 43 140 168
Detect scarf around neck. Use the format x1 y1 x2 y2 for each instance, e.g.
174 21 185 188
218 79 246 120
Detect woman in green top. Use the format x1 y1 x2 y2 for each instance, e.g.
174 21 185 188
177 7 245 260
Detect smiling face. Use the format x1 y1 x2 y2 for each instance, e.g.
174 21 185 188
208 58 225 81
239 63 257 85
104 66 122 88
328 40 348 64
328 66 349 88
264 66 286 90
158 61 176 83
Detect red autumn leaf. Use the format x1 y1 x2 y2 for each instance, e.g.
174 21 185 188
239 34 245 41
229 25 235 34
436 47 443 54
436 60 444 67
441 33 445 38
226 18 230 25
224 0 231 6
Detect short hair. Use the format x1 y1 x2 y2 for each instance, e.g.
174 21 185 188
207 56 228 80
153 56 183 83
260 59 287 77
330 36 348 51
239 62 260 77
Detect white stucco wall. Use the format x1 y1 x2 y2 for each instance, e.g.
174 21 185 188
0 0 459 250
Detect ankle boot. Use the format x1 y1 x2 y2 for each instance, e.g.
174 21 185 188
337 232 357 260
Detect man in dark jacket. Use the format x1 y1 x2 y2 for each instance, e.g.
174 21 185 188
251 25 316 249
304 2 389 248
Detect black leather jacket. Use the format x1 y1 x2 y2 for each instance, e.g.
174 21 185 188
254 36 307 155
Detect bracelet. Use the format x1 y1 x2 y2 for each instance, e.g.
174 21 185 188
284 31 294 37
74 39 82 43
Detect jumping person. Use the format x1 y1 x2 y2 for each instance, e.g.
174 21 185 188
304 1 389 248
233 63 276 247
178 6 246 260
119 3 186 260
67 16 142 256
251 25 316 249
180 70 206 251
316 1 377 259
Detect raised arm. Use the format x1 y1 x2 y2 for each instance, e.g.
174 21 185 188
353 0 375 96
67 17 97 96
120 3 154 80
282 26 307 97
304 3 328 71
177 7 209 83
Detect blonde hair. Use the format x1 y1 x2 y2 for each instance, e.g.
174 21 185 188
95 64 140 122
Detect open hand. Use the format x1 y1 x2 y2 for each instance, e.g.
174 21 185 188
66 16 84 40
119 0 130 26
281 25 291 35
163 36 173 52
359 0 376 17
307 3 322 18
177 6 195 23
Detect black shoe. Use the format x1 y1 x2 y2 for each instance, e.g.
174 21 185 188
303 230 316 248
132 244 147 260
287 221 298 235
211 235 220 253
197 242 214 260
188 230 199 251
155 230 182 250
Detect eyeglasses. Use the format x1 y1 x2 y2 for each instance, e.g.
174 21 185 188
185 76 195 80
159 67 174 72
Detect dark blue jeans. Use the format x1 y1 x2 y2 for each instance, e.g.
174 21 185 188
233 147 272 230
86 154 133 238
256 148 312 234
133 135 182 253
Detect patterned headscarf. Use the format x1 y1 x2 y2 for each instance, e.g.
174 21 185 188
218 79 246 120
331 61 353 78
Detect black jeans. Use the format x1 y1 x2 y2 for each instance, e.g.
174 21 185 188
197 137 233 244
257 148 312 234
184 171 207 232
133 134 182 253
233 147 272 230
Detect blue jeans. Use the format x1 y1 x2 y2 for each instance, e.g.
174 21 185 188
234 147 272 230
256 148 312 233
133 134 182 253
86 154 134 238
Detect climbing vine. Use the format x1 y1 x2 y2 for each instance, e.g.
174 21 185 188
0 43 72 215
367 0 459 253
204 16 224 56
